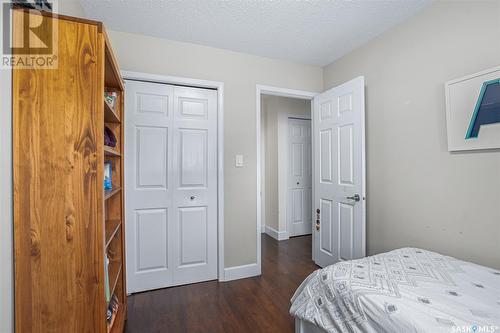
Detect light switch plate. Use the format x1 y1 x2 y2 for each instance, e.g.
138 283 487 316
235 154 244 167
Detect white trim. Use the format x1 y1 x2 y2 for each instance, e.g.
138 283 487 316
0 67 13 333
121 70 226 282
256 85 317 273
223 263 260 282
265 226 288 241
359 77 367 258
257 84 318 100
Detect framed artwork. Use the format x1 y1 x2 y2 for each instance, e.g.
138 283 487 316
445 66 500 151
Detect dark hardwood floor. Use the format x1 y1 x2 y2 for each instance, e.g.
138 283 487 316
125 234 319 333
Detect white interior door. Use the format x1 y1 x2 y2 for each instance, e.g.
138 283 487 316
287 118 312 237
313 76 366 268
125 80 218 293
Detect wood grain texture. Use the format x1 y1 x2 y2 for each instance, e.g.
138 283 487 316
13 10 105 332
124 234 318 333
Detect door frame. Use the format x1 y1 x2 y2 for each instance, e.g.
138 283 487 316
121 70 225 282
256 85 317 266
284 116 312 239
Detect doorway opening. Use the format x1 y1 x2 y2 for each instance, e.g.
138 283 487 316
260 95 312 240
256 85 317 273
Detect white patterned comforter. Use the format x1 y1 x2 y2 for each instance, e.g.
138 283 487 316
290 248 500 333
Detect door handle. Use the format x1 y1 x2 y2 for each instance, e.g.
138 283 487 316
346 194 360 202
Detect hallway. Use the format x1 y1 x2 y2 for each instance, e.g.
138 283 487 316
125 234 318 333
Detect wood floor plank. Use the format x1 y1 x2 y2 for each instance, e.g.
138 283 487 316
125 234 318 333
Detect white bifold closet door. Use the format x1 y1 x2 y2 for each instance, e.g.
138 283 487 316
125 80 218 293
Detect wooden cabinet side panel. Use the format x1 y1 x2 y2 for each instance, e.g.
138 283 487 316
13 12 105 333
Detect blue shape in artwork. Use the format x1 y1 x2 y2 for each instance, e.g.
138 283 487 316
466 79 500 139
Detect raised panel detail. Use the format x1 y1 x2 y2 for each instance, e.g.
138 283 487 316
292 189 303 224
338 124 353 185
320 129 332 183
136 126 168 189
339 203 354 261
179 129 208 188
137 93 168 116
179 97 208 119
291 125 301 137
292 143 303 177
136 209 168 272
320 102 332 120
305 142 312 177
320 199 332 255
303 125 311 137
338 93 353 114
179 207 208 266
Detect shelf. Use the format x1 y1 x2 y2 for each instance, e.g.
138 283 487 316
109 264 122 302
105 220 121 249
104 187 121 200
104 99 120 123
104 146 120 157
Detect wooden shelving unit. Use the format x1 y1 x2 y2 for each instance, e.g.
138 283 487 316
102 27 127 333
12 10 127 333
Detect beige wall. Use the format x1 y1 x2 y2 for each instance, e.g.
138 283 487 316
107 30 323 267
323 1 500 269
261 96 311 234
59 0 85 17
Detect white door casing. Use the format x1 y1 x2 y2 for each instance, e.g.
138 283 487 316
287 118 312 237
313 76 366 267
125 80 218 293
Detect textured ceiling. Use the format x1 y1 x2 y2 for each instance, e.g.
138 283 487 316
80 0 431 66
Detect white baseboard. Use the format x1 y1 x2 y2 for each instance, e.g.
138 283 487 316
265 226 288 241
223 263 260 282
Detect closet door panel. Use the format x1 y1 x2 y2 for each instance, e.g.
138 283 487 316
125 80 174 292
172 86 218 286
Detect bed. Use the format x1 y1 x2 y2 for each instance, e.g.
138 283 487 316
290 248 500 333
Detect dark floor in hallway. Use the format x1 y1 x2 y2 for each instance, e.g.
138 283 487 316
124 234 319 333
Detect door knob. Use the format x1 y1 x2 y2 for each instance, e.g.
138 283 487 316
190 195 196 200
346 194 360 202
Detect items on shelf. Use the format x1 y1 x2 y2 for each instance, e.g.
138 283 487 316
104 91 118 108
104 162 113 190
104 255 111 302
104 126 117 148
106 294 119 330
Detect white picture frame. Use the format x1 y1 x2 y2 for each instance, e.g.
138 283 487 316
445 65 500 151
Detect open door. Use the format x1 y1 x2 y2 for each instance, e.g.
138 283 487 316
313 77 366 268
